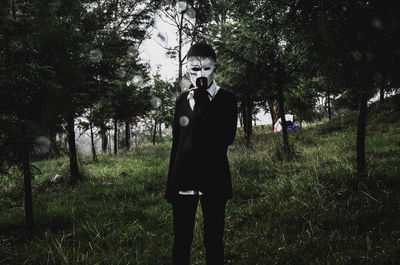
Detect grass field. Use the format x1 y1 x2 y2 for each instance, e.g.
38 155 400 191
1 96 400 264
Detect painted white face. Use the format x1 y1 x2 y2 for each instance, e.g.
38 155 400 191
187 56 216 88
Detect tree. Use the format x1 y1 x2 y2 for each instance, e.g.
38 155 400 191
286 77 320 126
148 71 176 145
109 74 152 153
152 1 195 92
292 0 400 180
209 0 305 151
0 0 157 231
0 0 64 232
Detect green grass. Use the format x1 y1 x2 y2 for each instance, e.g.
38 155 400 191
1 96 400 264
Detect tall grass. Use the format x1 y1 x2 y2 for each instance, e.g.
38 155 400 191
1 96 400 264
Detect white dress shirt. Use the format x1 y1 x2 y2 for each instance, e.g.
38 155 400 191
179 81 220 195
186 80 220 111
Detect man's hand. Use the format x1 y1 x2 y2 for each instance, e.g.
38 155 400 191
193 86 209 104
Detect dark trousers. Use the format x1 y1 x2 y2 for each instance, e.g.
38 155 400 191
172 195 226 265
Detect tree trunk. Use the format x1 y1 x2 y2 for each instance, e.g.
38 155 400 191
114 118 118 155
380 87 385 104
357 92 368 181
379 78 385 105
125 122 130 150
49 130 59 158
277 80 289 152
22 149 34 233
152 118 157 145
159 122 162 139
177 13 184 93
248 104 253 138
268 99 277 133
101 130 107 153
241 107 246 129
89 119 98 163
108 133 111 153
67 113 80 182
11 0 16 21
243 95 253 147
327 91 331 120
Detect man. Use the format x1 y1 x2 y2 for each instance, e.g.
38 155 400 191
165 42 238 265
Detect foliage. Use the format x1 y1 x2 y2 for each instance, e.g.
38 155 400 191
286 77 321 123
149 71 176 128
1 96 400 264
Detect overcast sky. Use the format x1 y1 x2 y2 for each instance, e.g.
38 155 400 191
139 9 273 125
140 11 180 81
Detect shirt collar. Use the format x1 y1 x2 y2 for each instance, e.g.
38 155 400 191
187 80 220 100
207 80 220 98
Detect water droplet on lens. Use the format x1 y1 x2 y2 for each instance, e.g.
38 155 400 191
157 32 168 44
127 45 137 57
352 51 362 61
176 1 188 14
34 136 51 155
180 78 191 91
185 7 196 19
89 49 103 63
179 116 189 127
150 97 161 108
132 75 144 86
9 39 23 51
372 18 384 30
117 67 126 78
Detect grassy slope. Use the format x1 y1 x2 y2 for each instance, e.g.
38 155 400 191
1 95 399 264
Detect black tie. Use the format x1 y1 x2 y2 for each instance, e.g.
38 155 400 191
207 91 213 100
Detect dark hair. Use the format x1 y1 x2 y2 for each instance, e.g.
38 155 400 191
187 42 216 61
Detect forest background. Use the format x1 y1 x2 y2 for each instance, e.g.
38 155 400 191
1 0 400 264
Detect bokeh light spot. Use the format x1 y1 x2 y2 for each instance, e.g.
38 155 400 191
372 18 384 30
127 45 138 57
9 39 23 51
180 78 191 91
176 1 188 14
150 97 162 108
89 48 103 63
34 136 51 155
117 67 126 78
157 31 168 44
185 7 196 19
352 51 362 61
132 75 144 87
179 116 189 127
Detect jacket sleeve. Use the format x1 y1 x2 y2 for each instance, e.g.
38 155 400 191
227 94 238 146
164 97 181 202
219 93 238 148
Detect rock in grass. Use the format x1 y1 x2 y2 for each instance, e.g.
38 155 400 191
51 174 63 184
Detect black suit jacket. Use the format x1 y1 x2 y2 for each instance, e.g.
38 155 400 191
165 87 238 202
